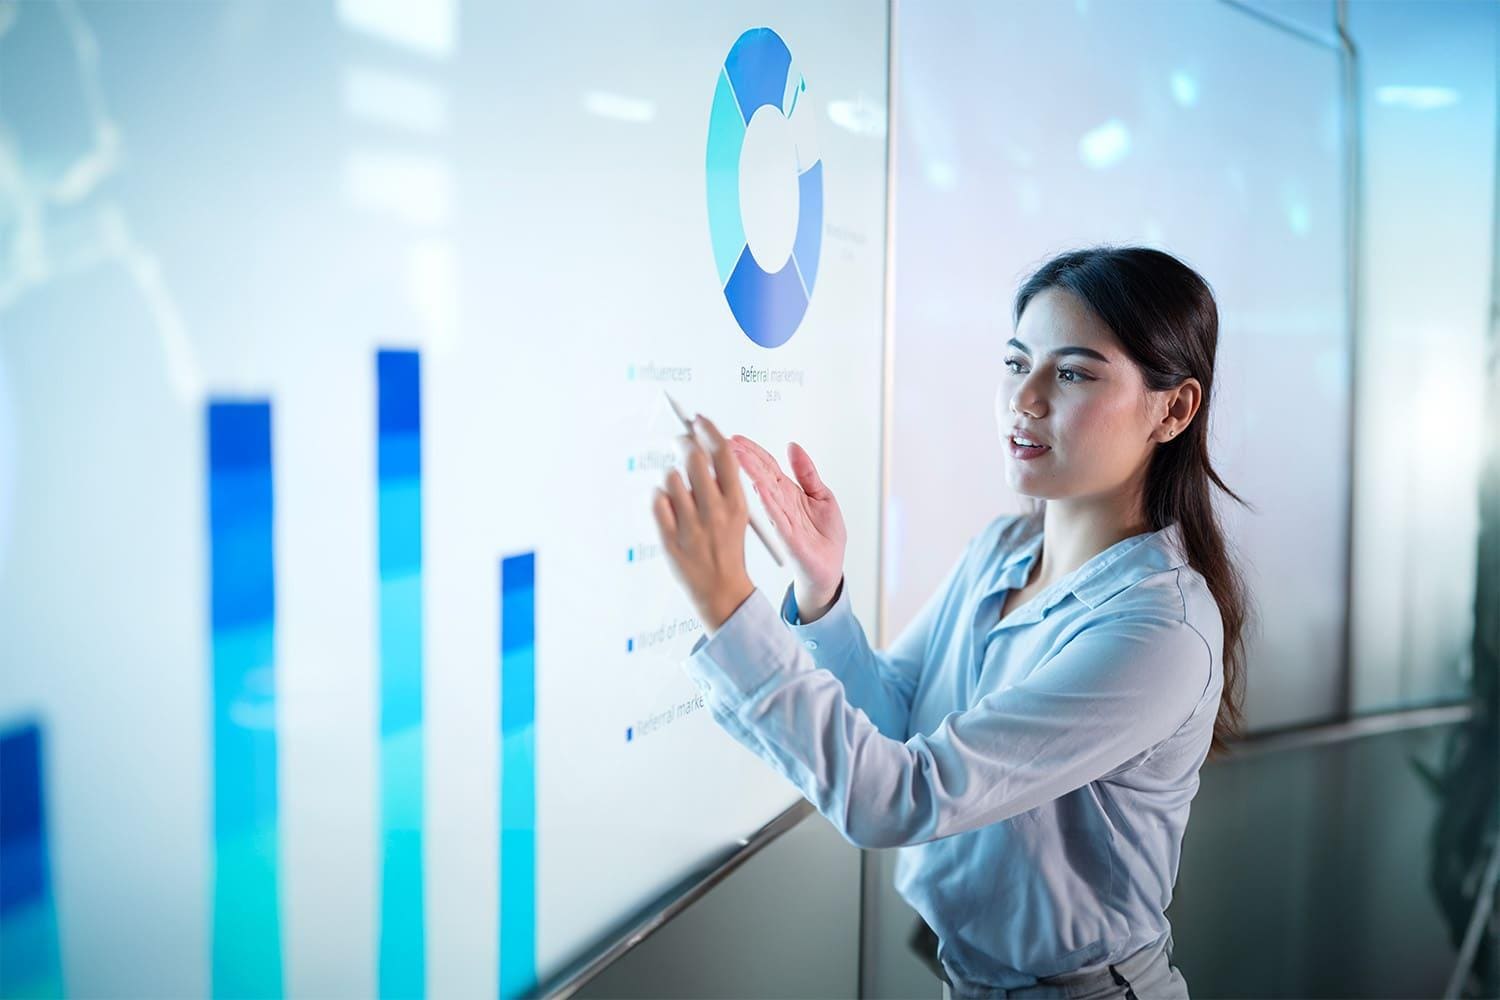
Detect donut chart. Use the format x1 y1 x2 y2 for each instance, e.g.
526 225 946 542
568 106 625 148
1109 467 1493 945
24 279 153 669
706 27 823 349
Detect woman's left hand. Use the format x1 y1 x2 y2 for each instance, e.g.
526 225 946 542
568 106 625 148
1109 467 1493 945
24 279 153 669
652 414 757 635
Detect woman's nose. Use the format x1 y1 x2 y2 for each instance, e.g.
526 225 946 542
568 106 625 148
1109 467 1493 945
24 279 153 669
1009 382 1047 419
995 376 1047 421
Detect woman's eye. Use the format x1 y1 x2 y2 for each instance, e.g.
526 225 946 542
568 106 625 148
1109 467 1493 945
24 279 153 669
1004 358 1088 383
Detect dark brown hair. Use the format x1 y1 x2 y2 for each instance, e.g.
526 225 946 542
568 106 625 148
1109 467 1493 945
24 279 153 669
1013 245 1255 759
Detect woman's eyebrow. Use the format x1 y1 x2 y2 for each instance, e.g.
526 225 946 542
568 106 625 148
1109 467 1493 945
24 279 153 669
1006 337 1112 365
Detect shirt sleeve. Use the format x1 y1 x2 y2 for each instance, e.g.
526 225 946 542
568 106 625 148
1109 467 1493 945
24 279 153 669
681 589 1213 850
746 530 983 741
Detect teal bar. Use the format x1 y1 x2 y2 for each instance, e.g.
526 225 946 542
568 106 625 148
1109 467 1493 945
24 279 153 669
378 349 425 998
0 897 64 999
212 828 283 998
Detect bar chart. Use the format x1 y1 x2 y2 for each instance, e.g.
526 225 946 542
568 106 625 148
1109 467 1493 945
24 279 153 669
199 352 540 997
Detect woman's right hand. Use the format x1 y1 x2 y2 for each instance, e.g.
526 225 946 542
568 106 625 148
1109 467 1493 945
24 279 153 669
728 434 847 618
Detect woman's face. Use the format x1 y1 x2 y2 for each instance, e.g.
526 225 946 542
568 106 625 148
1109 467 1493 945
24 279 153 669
996 287 1161 501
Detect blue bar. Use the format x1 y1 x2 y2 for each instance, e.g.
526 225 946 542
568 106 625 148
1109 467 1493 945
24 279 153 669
499 551 536 1000
378 350 425 998
0 721 63 998
378 350 422 434
0 723 46 913
208 469 275 632
209 402 274 470
379 433 422 486
207 400 283 999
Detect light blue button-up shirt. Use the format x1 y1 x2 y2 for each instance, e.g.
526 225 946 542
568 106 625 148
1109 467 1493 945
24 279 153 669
684 511 1223 991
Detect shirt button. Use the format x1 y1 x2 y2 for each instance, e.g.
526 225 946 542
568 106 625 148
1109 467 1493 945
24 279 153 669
804 639 818 650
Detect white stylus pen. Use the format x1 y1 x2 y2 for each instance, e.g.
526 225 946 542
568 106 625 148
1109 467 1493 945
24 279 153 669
662 390 785 568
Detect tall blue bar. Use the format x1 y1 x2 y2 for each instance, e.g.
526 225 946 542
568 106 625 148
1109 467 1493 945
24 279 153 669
377 350 425 997
207 400 282 998
499 552 536 999
0 721 64 998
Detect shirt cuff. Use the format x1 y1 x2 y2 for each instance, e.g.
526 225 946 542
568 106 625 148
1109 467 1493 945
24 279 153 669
684 587 809 706
776 577 865 659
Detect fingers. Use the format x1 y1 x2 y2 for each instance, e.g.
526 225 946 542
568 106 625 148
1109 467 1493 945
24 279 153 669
786 442 828 499
730 444 784 514
729 434 786 489
678 433 716 520
730 435 813 544
732 435 807 513
755 479 795 540
663 418 758 544
663 466 694 534
651 486 678 550
693 416 746 510
729 438 791 525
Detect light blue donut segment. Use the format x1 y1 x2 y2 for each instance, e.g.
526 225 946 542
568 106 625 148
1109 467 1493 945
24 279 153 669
793 159 823 295
706 68 747 287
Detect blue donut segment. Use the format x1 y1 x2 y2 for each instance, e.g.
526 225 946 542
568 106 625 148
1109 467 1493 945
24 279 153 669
725 243 810 349
706 68 748 286
724 27 792 122
793 159 823 295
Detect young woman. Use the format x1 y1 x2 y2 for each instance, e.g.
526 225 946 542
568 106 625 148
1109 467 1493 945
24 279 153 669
651 246 1251 999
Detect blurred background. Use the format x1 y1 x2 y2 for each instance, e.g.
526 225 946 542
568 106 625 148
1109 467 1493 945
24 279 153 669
875 2 1499 995
2 1 1497 998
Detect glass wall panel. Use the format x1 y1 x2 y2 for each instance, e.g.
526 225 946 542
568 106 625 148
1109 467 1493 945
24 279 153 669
890 0 1349 732
1347 0 1498 713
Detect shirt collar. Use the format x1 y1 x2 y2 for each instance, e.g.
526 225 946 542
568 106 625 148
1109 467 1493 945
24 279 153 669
986 518 1190 612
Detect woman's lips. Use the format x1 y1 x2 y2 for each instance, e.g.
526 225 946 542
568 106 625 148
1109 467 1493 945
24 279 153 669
1008 436 1051 461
